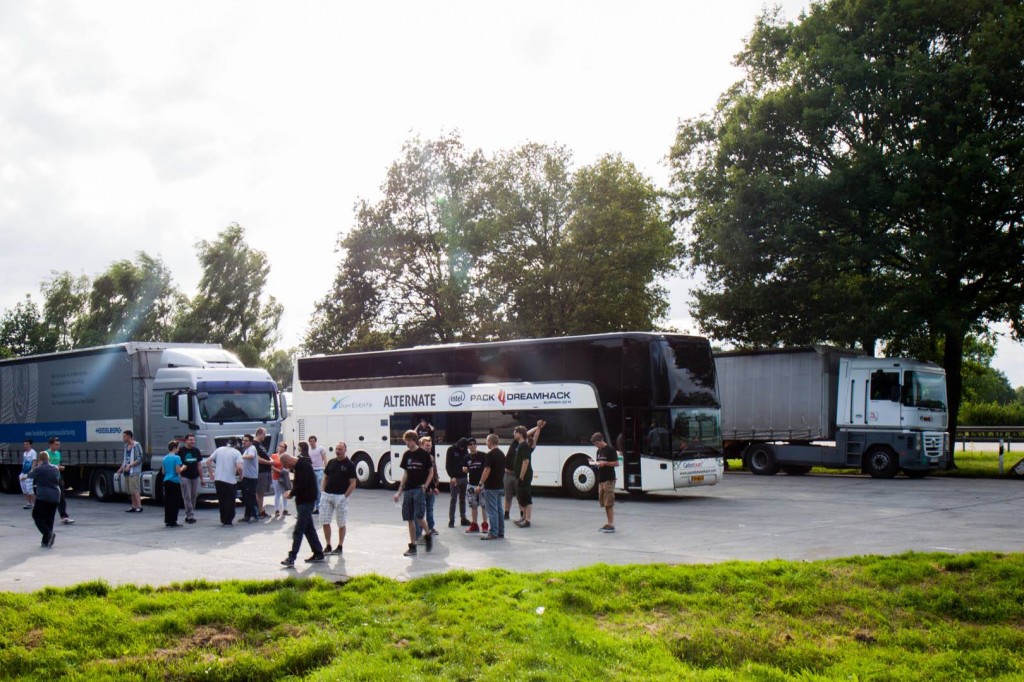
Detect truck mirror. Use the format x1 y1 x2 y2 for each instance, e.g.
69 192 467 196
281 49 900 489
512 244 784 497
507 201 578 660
176 393 191 423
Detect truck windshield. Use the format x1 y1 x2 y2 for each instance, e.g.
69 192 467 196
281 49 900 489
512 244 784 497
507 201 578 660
902 371 947 411
670 407 723 460
199 392 278 423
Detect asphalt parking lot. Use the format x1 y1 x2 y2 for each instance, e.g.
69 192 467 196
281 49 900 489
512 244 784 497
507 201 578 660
1 473 1022 592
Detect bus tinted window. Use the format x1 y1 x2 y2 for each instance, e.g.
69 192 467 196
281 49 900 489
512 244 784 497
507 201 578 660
657 338 718 407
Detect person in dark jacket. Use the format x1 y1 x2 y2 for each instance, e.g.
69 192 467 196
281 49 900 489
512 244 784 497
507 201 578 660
446 437 471 528
280 451 325 567
24 451 61 547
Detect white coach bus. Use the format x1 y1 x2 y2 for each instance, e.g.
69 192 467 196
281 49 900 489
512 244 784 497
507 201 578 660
290 333 725 498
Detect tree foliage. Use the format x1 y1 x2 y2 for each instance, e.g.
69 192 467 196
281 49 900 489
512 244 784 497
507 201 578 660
669 0 1024 454
306 133 680 353
0 295 45 358
73 253 181 347
40 272 90 352
172 224 283 368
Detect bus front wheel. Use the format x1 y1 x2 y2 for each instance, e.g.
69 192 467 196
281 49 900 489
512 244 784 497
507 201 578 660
865 447 899 479
562 455 597 499
353 453 378 489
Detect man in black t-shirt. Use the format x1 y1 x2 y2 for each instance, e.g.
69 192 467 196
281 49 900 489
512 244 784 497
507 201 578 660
477 434 506 540
280 454 325 567
178 433 204 524
393 430 433 556
591 432 619 533
446 438 470 528
321 441 357 555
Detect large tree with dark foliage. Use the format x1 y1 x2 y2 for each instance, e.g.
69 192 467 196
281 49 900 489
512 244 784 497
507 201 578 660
670 0 1024 461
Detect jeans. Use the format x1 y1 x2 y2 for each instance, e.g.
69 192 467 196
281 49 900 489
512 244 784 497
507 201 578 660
163 481 181 525
273 478 288 514
241 477 259 519
215 480 236 525
484 489 504 537
180 476 200 520
313 468 324 510
32 499 58 543
289 501 324 560
449 477 467 522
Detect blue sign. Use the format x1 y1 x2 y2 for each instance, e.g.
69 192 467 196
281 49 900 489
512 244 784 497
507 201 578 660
0 421 87 443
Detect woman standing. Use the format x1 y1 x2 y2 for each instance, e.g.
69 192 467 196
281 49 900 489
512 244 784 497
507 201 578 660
272 443 291 518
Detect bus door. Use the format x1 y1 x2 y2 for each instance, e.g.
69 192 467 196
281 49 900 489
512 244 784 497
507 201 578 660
624 409 675 491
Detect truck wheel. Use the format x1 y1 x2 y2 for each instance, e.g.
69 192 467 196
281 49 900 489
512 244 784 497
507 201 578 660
90 470 116 502
154 472 165 504
747 445 779 476
865 447 899 479
562 455 598 499
0 466 19 494
903 469 928 479
377 454 399 490
353 453 378 489
782 465 812 476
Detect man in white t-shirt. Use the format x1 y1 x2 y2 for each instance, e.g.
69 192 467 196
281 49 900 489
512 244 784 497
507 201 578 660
307 435 327 514
205 438 243 526
118 430 144 513
20 440 38 510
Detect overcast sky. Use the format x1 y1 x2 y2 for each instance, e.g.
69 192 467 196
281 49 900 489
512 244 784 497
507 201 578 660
3 0 1022 385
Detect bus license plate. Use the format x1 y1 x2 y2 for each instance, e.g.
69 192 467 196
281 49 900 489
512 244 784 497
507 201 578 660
690 475 704 482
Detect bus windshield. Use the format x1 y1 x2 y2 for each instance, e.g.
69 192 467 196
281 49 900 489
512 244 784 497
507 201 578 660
902 371 947 411
199 392 278 423
671 407 722 460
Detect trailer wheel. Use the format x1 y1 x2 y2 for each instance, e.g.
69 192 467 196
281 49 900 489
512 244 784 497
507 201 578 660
562 455 598 499
90 470 116 502
782 465 812 476
0 466 19 494
353 453 378 489
747 445 779 476
865 447 899 479
377 454 399 490
154 472 165 504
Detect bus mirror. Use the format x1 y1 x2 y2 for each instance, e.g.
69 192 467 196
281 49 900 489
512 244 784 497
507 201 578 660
279 395 288 419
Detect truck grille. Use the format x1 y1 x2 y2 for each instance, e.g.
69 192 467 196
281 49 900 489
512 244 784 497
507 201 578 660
922 433 945 458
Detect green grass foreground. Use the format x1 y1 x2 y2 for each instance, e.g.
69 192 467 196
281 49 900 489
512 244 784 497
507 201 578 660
2 554 1023 681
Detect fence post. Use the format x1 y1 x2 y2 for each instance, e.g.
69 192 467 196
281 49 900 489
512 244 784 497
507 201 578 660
998 439 1004 475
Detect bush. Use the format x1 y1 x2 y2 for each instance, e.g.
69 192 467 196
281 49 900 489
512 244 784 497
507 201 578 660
959 401 1024 426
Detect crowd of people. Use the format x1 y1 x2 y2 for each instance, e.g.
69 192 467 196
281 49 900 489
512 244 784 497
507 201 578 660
18 418 619 563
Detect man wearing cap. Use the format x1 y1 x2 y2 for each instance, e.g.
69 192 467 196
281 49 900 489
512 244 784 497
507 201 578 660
591 432 619 533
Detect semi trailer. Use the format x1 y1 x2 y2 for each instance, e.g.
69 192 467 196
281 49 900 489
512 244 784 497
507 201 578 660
716 347 948 478
0 343 286 501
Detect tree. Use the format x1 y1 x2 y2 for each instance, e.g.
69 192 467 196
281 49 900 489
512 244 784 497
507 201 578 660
262 347 296 391
39 271 90 352
669 0 1024 463
173 224 283 368
307 133 486 352
0 295 45 357
309 135 681 353
74 253 181 347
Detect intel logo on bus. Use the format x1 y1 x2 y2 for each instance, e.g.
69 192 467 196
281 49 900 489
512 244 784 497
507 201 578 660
449 391 466 407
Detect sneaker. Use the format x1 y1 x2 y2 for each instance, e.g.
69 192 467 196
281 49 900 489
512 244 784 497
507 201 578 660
23 504 33 510
503 511 510 520
185 518 197 524
165 523 179 527
273 512 280 519
512 518 525 527
519 521 531 528
403 543 417 556
282 510 290 517
430 528 439 536
47 532 56 548
333 546 343 555
424 532 433 552
480 534 498 541
281 557 295 567
600 526 616 533
61 517 75 524
324 544 333 554
460 518 471 526
305 554 326 563
259 512 269 519
482 522 489 532
465 523 479 533
125 508 136 513
416 536 426 545
448 520 455 528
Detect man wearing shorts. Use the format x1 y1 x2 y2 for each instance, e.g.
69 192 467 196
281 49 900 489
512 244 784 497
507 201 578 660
393 430 433 556
20 440 37 510
592 433 619 532
320 441 357 555
503 438 519 521
120 430 144 513
513 420 545 528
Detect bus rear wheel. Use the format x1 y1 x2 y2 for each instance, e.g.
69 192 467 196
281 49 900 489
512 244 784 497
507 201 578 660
562 455 597 499
377 454 399 490
353 453 378 489
746 445 779 476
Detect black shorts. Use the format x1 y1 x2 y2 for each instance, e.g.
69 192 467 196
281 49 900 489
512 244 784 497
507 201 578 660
516 481 532 507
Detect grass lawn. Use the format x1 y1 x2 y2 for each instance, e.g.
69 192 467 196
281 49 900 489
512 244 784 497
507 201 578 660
1 553 1022 680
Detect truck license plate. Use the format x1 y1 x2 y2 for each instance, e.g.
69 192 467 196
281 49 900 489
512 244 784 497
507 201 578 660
690 475 704 482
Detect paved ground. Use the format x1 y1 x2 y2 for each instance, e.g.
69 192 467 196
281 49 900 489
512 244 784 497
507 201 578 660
1 473 1022 592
